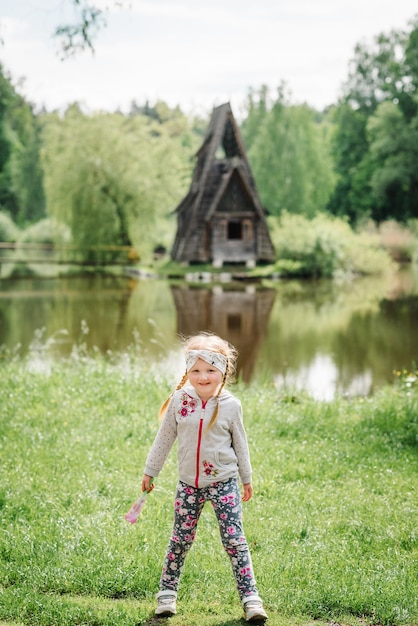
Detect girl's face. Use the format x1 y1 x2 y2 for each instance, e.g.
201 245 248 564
187 358 223 401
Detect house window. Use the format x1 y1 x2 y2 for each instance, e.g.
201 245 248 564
227 221 242 240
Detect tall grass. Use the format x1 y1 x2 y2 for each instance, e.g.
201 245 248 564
0 350 417 626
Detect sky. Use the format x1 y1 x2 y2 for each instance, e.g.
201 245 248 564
1 0 418 117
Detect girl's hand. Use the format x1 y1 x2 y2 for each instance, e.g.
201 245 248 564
142 474 154 493
242 483 253 502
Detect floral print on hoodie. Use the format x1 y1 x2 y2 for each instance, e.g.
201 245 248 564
144 384 252 488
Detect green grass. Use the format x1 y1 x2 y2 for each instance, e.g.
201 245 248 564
0 353 417 626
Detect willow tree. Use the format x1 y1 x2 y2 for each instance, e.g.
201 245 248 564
40 104 195 260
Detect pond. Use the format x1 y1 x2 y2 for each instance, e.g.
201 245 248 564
1 268 417 399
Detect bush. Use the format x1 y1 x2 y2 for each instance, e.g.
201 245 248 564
20 218 72 245
377 220 417 263
268 212 394 277
347 229 395 275
0 210 20 242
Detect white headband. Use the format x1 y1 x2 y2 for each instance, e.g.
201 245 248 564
185 349 227 375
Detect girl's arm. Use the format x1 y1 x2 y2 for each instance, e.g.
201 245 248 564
143 397 177 479
230 403 253 485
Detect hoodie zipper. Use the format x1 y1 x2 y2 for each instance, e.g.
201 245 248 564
195 399 207 488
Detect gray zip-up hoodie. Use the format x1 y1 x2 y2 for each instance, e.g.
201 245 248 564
144 385 252 488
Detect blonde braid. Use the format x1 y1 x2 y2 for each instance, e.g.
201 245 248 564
206 366 228 431
158 370 189 420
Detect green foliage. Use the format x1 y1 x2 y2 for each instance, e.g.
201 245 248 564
0 209 20 241
267 212 394 277
10 117 46 224
0 64 45 224
394 367 418 388
348 229 396 275
3 13 418 264
367 100 418 221
242 85 336 218
0 354 416 625
53 1 132 59
330 17 418 225
327 103 372 223
0 65 20 218
40 103 197 261
343 27 414 114
19 217 71 245
376 220 418 262
54 1 105 58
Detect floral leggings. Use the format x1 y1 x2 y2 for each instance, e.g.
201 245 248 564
159 477 259 601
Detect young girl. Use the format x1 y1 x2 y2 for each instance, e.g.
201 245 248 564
141 332 268 622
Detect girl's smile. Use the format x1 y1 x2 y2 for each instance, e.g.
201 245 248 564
187 358 223 401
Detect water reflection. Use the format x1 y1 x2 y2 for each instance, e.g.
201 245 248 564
258 271 418 398
171 285 276 382
0 269 417 399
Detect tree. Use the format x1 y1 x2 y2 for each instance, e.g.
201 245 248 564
40 103 197 260
328 16 418 224
54 0 132 58
11 119 46 224
367 100 418 221
0 64 45 223
0 70 15 215
344 28 416 117
327 103 373 223
241 85 335 218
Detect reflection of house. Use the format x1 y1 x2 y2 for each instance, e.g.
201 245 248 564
171 103 275 267
171 285 276 382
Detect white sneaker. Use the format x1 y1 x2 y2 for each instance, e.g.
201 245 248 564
155 591 177 617
243 597 268 622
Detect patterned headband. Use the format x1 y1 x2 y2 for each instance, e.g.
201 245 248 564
185 349 227 375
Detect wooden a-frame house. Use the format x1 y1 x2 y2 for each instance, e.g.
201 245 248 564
171 103 275 266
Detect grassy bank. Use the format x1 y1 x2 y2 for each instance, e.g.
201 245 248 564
0 353 417 626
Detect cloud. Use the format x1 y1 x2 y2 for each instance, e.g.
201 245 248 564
1 0 417 115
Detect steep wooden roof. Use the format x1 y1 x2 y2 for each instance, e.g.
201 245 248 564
171 102 275 263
